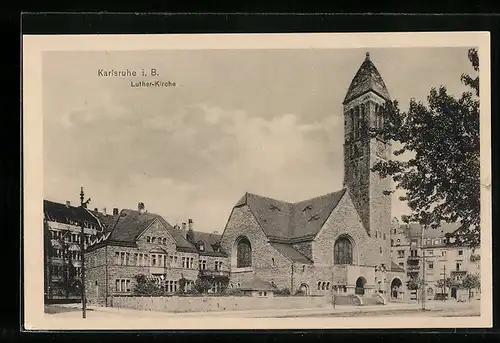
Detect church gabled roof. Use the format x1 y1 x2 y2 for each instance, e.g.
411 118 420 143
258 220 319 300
234 189 347 241
343 52 391 104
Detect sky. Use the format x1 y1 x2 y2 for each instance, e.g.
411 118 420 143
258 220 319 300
43 47 475 233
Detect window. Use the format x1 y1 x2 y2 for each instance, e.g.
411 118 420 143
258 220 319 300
334 236 353 265
199 243 204 251
393 229 397 235
199 259 207 270
456 261 462 271
181 257 186 268
458 250 463 256
326 282 330 290
317 282 321 290
399 262 404 268
380 247 383 254
189 257 194 269
397 250 405 258
115 252 130 265
152 237 156 244
236 237 252 268
391 239 394 246
434 239 440 245
147 236 151 243
162 238 167 245
410 249 418 257
115 279 131 292
375 231 378 239
151 254 157 266
442 250 447 257
428 262 434 269
383 233 386 240
411 238 418 245
396 239 401 246
427 250 434 256
272 258 275 266
215 261 223 270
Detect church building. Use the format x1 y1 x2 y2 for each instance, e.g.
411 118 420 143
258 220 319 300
219 52 406 301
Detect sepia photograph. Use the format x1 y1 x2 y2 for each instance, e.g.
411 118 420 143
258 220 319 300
23 32 491 330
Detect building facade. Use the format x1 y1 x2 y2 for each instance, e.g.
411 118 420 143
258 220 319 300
43 200 105 300
85 204 229 306
390 221 481 301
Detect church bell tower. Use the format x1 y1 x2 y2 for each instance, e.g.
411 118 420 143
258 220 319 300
342 52 392 265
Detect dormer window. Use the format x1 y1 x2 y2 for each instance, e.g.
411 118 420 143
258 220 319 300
303 205 313 212
199 243 204 251
308 214 320 222
269 204 281 212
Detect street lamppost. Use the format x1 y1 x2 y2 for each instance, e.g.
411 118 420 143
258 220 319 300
80 186 91 319
420 224 426 311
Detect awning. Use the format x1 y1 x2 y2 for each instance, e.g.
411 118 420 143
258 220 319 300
147 275 165 283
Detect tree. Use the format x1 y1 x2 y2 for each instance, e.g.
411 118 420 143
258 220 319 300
371 48 480 248
193 277 212 294
460 273 480 300
406 277 421 291
133 274 164 296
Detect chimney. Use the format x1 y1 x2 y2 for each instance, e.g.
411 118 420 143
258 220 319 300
103 207 107 216
138 202 146 214
181 222 187 238
173 224 180 230
113 208 119 216
65 201 70 208
94 208 98 212
188 218 193 231
212 231 219 234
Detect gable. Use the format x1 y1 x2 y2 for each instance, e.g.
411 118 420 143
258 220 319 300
137 218 177 246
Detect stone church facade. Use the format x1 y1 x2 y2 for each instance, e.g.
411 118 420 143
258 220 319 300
219 52 406 299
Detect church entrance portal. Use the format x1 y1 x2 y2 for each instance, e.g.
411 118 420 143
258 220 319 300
355 276 367 295
390 278 402 299
299 283 309 296
451 287 457 299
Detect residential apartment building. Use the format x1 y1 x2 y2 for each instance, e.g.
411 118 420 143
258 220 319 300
43 199 107 300
390 220 481 300
85 202 229 306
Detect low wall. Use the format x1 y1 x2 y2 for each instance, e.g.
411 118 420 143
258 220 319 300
111 295 331 313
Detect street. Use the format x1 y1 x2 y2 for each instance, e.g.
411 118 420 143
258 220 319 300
45 299 480 319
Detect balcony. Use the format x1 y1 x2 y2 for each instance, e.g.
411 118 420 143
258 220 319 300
407 264 420 271
198 269 230 278
149 266 167 274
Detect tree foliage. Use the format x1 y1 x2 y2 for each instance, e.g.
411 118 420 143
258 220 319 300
406 277 421 291
460 273 480 298
371 48 480 248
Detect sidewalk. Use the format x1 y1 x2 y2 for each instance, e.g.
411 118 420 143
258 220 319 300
49 299 479 318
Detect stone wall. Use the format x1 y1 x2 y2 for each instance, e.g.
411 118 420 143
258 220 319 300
219 205 293 289
111 295 331 313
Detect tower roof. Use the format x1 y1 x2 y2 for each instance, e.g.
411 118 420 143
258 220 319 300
343 52 391 104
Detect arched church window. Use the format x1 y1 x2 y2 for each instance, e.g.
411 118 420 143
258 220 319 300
334 236 353 265
351 108 357 139
360 104 365 135
236 237 252 268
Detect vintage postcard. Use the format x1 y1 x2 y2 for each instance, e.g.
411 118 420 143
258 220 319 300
23 32 492 330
